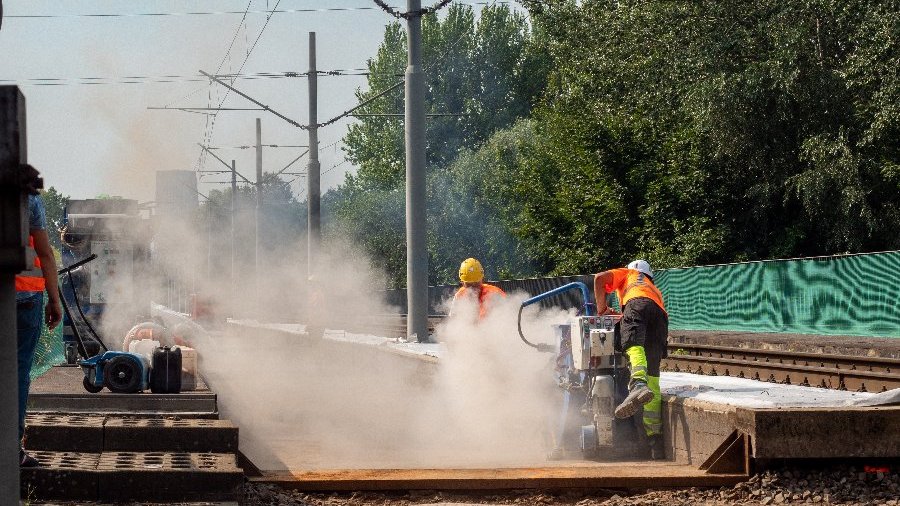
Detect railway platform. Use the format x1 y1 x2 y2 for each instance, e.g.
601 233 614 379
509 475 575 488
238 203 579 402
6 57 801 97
228 319 899 492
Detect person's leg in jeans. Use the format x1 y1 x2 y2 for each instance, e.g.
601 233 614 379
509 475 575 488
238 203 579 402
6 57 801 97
17 292 43 444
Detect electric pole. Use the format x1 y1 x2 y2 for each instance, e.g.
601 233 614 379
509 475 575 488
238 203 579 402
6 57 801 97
307 32 320 280
230 159 237 314
405 0 428 343
255 118 262 283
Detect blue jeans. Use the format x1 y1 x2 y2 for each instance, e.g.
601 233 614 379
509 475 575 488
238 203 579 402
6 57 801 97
17 292 43 444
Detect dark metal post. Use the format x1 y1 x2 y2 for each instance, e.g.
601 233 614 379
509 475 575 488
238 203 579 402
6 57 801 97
405 1 428 342
0 86 30 503
307 32 321 279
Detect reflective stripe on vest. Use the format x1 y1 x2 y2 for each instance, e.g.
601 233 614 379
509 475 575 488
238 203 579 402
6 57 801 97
15 235 45 292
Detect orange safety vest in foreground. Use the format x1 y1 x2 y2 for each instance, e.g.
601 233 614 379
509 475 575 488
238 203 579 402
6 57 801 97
453 283 506 319
15 234 45 292
604 268 666 315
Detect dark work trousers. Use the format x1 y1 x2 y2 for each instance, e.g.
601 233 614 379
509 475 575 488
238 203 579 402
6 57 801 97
620 296 668 376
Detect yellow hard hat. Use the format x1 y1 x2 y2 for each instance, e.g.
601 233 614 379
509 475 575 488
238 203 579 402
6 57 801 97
459 258 484 283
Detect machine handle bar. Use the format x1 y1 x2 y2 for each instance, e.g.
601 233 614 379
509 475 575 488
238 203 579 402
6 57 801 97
58 254 98 275
520 281 594 316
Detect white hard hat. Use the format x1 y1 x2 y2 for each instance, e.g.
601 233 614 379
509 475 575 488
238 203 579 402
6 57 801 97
627 259 653 278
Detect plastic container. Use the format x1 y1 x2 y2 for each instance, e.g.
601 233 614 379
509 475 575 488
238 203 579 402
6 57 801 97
150 346 182 394
128 339 160 362
174 345 198 391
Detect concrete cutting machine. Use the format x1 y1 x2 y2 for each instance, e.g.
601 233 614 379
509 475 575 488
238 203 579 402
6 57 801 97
517 282 640 460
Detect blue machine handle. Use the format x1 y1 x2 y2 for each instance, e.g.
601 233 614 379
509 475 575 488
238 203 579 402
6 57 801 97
520 281 594 316
518 281 594 353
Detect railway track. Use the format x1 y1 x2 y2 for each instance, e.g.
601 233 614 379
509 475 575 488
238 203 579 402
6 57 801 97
359 314 900 392
662 343 900 392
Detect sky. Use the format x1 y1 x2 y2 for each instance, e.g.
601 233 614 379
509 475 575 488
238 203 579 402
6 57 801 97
0 0 503 203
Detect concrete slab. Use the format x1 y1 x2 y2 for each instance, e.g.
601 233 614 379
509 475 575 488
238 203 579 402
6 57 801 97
20 452 100 501
735 406 900 459
29 364 219 416
22 451 243 502
104 418 238 453
661 371 876 408
25 414 105 452
97 452 243 502
31 364 210 394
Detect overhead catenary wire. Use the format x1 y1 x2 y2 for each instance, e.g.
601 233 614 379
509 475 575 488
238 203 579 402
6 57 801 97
200 0 282 172
0 71 369 86
3 2 506 19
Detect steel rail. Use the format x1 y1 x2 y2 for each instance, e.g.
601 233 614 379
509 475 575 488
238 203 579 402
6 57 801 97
662 344 900 392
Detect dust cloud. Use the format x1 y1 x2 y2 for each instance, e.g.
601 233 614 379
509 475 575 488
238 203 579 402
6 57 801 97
196 287 574 471
94 206 575 470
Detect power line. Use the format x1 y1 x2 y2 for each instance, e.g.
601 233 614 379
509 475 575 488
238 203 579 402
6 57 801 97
373 0 454 20
2 69 370 87
200 0 283 173
322 159 350 176
3 2 507 19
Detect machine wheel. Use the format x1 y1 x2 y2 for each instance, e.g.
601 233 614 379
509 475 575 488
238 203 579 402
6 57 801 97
82 376 104 394
103 356 142 393
581 424 599 460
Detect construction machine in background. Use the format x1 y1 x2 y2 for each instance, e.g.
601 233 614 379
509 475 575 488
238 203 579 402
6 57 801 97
58 198 153 363
518 282 644 460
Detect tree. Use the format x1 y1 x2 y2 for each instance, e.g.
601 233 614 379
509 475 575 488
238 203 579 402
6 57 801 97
333 3 547 285
41 186 69 251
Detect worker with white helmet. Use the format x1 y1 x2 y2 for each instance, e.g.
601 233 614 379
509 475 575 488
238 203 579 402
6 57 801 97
593 259 668 459
451 258 506 320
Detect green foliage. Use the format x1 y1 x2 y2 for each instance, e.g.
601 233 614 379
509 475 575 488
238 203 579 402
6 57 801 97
342 3 544 189
41 186 69 251
329 0 900 286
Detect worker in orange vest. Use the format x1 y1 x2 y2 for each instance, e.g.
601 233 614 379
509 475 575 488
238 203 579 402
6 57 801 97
594 259 667 460
451 258 506 320
16 191 62 467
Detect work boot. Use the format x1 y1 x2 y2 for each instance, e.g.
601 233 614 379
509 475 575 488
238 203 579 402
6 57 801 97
614 381 654 419
648 435 665 460
20 448 40 467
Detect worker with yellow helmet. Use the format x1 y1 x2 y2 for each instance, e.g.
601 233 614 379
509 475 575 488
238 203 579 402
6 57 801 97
451 258 506 319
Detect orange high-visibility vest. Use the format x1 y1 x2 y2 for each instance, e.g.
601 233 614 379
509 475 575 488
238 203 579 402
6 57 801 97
605 268 666 315
15 234 45 292
453 283 506 319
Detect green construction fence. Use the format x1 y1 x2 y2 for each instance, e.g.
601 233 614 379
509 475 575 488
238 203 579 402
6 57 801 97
655 250 900 338
31 294 65 380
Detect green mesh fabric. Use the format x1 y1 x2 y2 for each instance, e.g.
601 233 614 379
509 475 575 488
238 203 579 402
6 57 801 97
654 251 900 338
30 293 64 380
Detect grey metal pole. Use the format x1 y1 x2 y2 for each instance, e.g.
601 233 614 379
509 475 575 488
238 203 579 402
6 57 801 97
230 159 236 316
306 32 321 280
255 118 262 282
405 1 428 343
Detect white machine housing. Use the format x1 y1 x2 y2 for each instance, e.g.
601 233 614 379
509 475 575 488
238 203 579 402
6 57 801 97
570 314 622 371
89 240 134 304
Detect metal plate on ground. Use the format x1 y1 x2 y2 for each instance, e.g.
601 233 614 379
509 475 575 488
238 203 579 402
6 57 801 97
254 464 747 491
